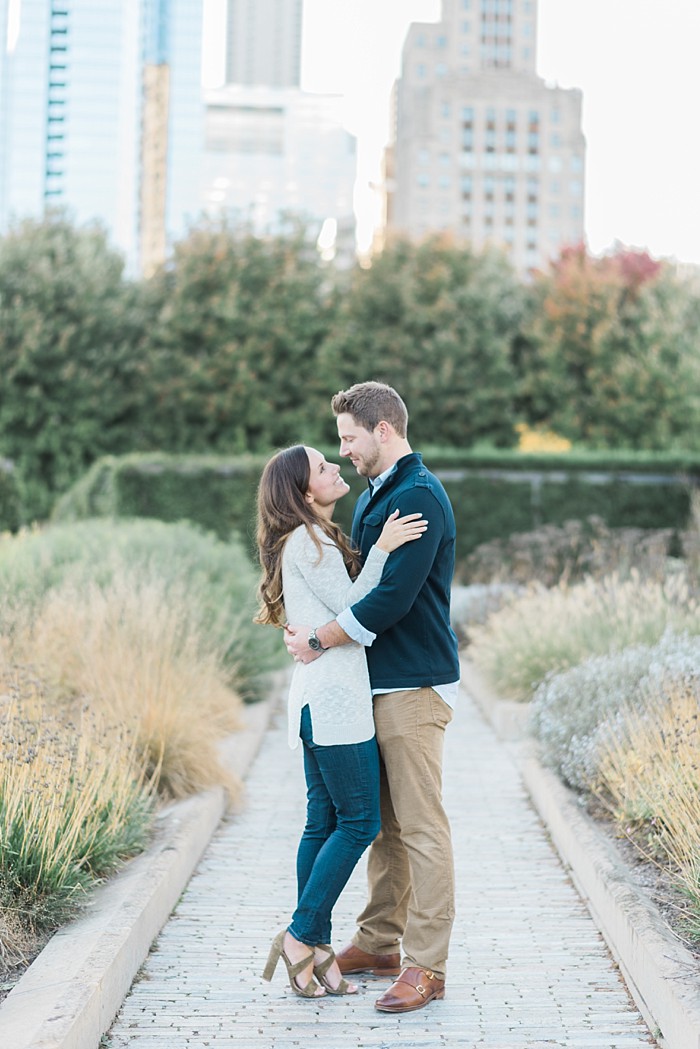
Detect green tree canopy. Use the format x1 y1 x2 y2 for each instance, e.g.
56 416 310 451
0 214 150 519
317 235 524 448
141 218 336 453
517 245 700 449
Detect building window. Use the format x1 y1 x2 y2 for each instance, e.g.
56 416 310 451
442 101 451 118
571 155 583 172
417 173 430 188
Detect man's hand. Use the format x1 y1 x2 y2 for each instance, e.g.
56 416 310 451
284 624 322 665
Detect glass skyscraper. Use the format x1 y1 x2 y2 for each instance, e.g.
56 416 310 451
0 0 203 273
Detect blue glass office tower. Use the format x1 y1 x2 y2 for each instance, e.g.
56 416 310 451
0 0 203 273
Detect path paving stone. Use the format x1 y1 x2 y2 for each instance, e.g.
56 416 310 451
107 687 656 1048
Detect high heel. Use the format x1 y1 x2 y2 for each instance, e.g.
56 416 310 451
262 930 325 998
313 944 357 996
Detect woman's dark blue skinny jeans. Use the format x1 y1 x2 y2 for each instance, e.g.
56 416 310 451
288 704 380 946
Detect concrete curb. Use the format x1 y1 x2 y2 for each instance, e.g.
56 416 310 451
0 676 284 1049
461 655 700 1049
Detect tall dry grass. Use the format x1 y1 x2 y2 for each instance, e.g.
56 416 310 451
592 676 700 935
0 518 272 971
0 656 154 961
468 570 700 700
15 573 243 800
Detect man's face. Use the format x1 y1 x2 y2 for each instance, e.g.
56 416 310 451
336 412 382 478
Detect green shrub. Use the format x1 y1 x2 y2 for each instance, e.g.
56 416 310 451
0 460 21 532
464 516 677 587
54 449 700 568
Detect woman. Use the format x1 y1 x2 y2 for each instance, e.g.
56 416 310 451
256 445 426 1000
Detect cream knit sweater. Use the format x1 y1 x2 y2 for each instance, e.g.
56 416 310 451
281 523 388 748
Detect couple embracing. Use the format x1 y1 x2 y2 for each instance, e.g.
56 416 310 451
255 381 459 1014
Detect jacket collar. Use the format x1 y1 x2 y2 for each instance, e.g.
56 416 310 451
366 452 422 501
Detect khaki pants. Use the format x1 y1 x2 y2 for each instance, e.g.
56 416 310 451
352 687 455 979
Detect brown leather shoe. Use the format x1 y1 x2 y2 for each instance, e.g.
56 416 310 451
374 966 445 1013
335 943 401 977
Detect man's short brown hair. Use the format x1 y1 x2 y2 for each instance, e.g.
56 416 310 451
331 381 408 438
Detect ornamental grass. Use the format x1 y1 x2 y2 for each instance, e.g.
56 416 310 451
468 570 700 701
0 518 276 973
592 672 700 938
0 658 154 966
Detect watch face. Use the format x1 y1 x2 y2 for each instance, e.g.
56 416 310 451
308 632 321 651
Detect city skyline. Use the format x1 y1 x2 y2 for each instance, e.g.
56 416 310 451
205 0 700 265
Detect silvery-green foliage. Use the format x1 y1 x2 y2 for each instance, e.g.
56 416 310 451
530 632 700 790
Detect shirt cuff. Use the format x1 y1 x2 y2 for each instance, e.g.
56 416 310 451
337 607 377 647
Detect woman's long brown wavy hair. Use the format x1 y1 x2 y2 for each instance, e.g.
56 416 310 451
254 445 361 627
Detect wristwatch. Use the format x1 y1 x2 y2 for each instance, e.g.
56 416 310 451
308 628 327 652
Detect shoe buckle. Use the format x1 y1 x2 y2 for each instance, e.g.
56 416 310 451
416 969 435 996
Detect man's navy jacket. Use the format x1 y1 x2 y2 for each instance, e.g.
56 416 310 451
349 452 460 692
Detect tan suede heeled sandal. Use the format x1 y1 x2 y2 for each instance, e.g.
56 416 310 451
262 930 325 998
313 944 357 995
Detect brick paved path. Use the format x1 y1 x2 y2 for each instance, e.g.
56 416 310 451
108 688 655 1048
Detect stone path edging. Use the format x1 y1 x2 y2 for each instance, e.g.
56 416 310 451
0 685 279 1049
461 656 700 1049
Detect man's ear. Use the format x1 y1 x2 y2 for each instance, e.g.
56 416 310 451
376 420 393 442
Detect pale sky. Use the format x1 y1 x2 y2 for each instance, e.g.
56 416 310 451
203 0 700 265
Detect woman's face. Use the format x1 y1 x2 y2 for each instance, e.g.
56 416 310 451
304 447 350 516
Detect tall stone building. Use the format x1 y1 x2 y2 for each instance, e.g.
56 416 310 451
385 0 585 276
204 0 356 261
225 0 303 88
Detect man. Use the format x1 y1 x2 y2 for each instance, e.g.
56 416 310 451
284 381 460 1014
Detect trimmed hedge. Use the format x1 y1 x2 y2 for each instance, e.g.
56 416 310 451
53 450 700 564
0 459 22 532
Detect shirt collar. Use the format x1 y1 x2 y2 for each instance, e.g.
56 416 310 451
369 463 397 493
